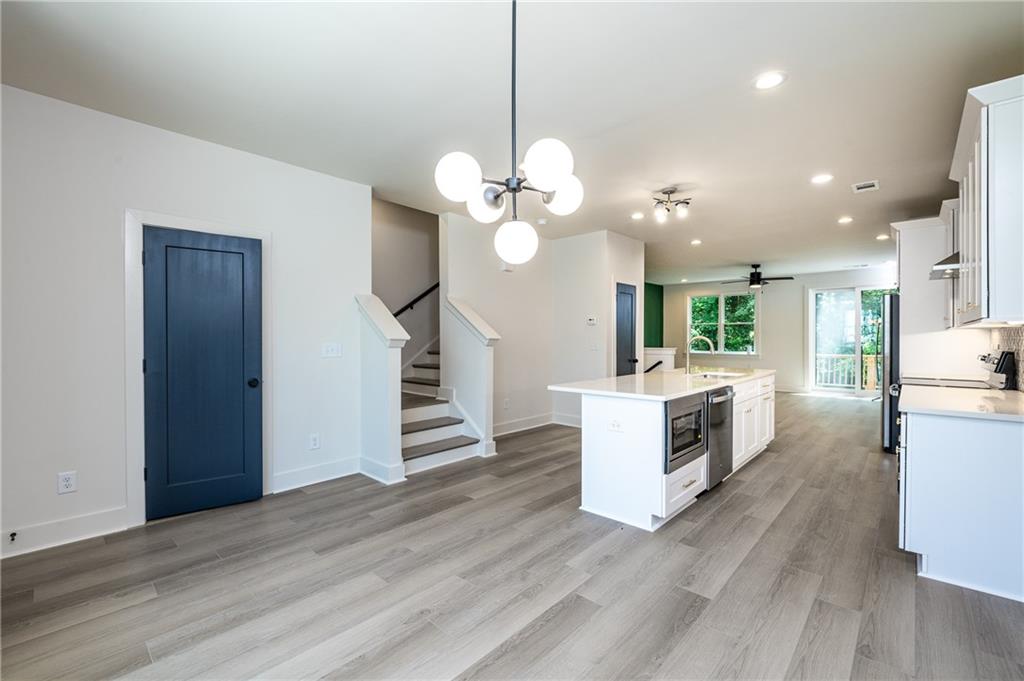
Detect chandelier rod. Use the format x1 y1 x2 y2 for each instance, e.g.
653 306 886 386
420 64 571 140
510 0 518 219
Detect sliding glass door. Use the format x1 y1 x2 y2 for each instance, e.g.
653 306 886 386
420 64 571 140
813 287 895 392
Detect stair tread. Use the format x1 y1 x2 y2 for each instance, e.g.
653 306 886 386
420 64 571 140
427 350 440 355
402 377 440 386
402 435 479 461
402 416 464 434
402 392 448 409
413 362 440 370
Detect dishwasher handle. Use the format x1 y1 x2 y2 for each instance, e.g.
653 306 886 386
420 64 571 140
708 388 735 404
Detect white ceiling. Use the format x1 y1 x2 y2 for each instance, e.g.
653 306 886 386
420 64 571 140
3 2 1022 284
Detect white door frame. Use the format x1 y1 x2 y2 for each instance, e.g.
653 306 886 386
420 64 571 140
123 209 275 528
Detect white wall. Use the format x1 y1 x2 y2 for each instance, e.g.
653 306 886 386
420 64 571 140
441 214 646 433
441 213 555 435
371 198 439 365
1 86 372 556
663 266 899 392
549 231 645 423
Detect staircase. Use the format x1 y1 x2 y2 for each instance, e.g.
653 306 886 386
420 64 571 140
400 350 480 474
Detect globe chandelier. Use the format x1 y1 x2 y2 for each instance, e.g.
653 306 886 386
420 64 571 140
433 0 583 265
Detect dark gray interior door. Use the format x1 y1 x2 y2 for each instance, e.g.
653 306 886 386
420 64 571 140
616 283 638 376
144 225 262 520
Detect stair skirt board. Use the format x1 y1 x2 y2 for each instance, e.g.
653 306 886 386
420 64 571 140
403 442 481 475
402 421 466 448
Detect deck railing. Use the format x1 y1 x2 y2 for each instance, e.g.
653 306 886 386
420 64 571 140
814 353 881 389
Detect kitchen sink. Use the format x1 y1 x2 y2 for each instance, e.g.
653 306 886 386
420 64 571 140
699 371 744 378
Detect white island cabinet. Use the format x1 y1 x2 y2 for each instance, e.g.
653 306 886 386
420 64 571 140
899 385 1024 602
548 368 776 532
732 374 775 471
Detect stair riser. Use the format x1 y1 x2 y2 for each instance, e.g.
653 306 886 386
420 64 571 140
401 402 451 423
401 382 438 398
403 443 480 475
412 367 440 380
401 423 465 448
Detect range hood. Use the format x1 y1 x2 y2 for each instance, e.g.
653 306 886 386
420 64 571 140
929 252 961 280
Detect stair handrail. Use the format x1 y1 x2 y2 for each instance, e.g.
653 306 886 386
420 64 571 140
392 282 440 317
644 360 663 373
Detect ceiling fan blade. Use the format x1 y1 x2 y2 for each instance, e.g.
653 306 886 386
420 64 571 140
719 279 748 284
763 276 795 281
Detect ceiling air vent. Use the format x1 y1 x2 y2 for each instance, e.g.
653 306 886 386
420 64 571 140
851 180 880 194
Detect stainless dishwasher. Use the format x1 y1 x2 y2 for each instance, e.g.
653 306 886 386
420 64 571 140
706 387 734 489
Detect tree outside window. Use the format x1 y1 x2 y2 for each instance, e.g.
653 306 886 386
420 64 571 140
688 293 758 353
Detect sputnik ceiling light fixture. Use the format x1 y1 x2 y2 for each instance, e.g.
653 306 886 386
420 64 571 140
651 187 692 224
433 0 582 265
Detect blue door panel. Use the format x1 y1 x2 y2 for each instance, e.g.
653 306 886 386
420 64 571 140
144 226 262 520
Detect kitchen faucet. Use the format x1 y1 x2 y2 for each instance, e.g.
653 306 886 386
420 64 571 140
686 335 716 375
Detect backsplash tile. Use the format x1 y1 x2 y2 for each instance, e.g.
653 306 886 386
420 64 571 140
992 327 1024 392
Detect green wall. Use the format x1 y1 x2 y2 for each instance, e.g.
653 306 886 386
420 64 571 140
644 282 664 347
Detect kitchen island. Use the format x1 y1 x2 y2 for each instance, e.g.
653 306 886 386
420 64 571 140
549 368 776 531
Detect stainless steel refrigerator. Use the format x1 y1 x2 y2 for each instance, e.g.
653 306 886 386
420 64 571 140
881 293 900 453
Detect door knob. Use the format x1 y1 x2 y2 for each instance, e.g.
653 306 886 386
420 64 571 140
248 378 261 388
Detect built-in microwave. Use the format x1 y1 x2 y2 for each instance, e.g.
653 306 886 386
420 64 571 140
665 393 706 474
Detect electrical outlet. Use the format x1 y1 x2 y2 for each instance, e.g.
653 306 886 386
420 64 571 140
608 420 624 433
57 471 78 495
308 433 321 450
321 343 342 358
503 398 510 410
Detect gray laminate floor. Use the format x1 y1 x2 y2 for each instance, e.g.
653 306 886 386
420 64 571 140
2 394 1022 680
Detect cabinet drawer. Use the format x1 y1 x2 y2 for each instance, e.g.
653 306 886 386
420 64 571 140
733 379 759 401
758 375 775 394
661 454 706 518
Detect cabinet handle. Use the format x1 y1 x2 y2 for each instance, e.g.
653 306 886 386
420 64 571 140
681 479 697 489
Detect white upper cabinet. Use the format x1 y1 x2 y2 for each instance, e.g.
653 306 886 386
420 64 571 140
949 75 1023 326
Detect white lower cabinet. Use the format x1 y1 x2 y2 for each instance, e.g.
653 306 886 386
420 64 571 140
661 454 706 518
733 379 775 472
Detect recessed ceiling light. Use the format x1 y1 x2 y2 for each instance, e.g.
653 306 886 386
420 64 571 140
631 212 644 220
680 278 688 283
690 239 702 246
811 173 834 185
876 233 890 241
837 216 853 224
754 71 787 90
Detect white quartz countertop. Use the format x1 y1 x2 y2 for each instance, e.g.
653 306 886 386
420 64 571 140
900 385 1024 423
548 368 775 402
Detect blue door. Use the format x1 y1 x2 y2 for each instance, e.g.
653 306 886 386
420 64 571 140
616 283 637 376
144 226 262 520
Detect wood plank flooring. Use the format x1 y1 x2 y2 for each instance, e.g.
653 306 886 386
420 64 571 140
3 393 1022 680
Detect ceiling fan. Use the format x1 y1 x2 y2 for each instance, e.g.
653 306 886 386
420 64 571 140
722 264 794 289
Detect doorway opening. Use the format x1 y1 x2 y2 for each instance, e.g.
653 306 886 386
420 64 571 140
811 287 896 393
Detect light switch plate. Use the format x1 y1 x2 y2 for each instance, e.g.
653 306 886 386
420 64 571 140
321 343 342 358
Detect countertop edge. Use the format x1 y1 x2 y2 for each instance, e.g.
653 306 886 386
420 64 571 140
547 369 776 402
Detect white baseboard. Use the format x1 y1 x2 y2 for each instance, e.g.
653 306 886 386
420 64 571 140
359 457 407 485
493 413 557 437
271 457 359 493
1 505 132 558
552 412 582 428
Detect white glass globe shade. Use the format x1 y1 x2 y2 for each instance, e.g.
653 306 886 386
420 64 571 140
653 205 669 223
675 204 689 220
544 175 584 216
466 183 506 224
434 152 481 202
493 220 539 265
521 138 574 192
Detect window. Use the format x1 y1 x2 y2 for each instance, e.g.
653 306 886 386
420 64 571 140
688 293 758 354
